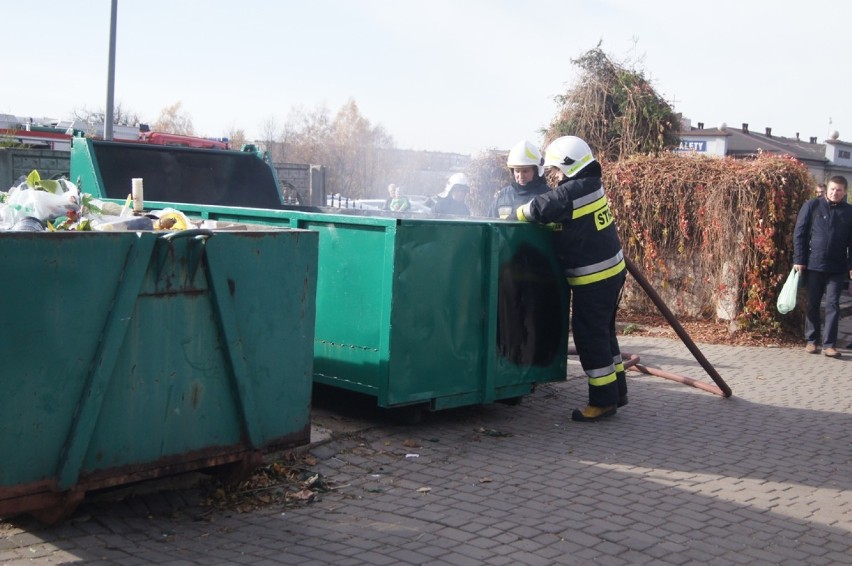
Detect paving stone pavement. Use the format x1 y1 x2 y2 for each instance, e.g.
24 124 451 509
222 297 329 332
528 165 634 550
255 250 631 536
1 331 851 565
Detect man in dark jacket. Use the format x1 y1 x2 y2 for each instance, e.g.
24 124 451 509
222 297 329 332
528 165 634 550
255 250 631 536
488 140 551 219
516 135 627 422
793 175 852 358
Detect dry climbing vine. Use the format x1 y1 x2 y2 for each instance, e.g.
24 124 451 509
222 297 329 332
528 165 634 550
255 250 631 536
605 152 811 334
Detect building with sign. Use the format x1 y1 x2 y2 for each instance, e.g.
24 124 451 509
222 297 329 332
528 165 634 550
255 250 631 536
677 118 852 184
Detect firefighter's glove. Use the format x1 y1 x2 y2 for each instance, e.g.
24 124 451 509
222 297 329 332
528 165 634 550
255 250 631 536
516 201 533 222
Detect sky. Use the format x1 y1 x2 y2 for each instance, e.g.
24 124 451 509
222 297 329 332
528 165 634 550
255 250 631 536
4 0 851 156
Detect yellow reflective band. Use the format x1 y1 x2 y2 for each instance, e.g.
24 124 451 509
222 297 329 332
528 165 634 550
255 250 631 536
589 372 617 387
516 207 527 221
615 361 625 373
572 196 607 219
566 153 593 177
567 258 626 286
594 204 614 230
567 249 624 278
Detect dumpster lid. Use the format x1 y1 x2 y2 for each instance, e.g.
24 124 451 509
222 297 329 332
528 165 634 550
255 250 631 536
83 140 286 209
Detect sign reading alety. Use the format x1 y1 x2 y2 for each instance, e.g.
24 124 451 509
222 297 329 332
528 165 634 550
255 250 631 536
678 140 707 152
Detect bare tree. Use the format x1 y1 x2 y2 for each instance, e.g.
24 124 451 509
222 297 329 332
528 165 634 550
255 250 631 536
259 116 281 144
281 99 394 198
282 103 333 165
71 102 142 126
226 127 247 150
465 149 513 216
152 102 195 135
329 99 394 197
259 116 285 160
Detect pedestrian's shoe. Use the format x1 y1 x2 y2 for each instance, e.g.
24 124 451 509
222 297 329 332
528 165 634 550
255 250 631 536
571 405 617 422
617 395 628 408
823 347 841 358
805 343 819 354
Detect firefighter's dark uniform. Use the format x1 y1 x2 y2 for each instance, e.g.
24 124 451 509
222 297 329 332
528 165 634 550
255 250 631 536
517 167 627 410
487 175 551 219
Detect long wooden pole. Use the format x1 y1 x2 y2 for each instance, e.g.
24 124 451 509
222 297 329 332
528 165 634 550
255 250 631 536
624 256 733 398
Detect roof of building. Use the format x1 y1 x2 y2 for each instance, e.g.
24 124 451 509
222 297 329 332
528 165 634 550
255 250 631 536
680 123 829 164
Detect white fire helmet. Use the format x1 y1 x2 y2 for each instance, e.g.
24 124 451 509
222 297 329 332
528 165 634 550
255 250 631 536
543 136 595 178
440 172 471 197
507 140 543 176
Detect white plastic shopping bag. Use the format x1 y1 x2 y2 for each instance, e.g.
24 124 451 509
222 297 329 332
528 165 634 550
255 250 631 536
776 268 799 314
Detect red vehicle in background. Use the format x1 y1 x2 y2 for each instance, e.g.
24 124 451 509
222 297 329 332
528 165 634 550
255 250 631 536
137 131 230 150
1 114 230 151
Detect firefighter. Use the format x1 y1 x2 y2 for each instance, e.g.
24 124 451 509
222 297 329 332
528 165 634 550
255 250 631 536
487 140 551 219
516 135 627 422
433 172 472 216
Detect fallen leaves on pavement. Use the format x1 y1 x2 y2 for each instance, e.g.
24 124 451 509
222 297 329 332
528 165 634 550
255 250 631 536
200 452 333 514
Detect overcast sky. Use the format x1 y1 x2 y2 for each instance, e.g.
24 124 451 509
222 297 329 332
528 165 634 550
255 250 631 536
3 0 849 155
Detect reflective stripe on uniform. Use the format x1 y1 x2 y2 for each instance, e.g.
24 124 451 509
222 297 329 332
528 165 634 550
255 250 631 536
586 362 618 387
589 372 617 387
572 188 606 219
566 250 625 286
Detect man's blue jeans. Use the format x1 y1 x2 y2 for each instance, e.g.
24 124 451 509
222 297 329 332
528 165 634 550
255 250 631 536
804 270 846 347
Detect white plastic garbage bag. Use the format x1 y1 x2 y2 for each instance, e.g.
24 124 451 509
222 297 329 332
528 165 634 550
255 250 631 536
776 268 799 314
0 185 80 228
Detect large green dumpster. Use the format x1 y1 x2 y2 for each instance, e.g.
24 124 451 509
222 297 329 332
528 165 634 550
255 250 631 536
0 227 318 521
70 138 570 416
70 136 288 209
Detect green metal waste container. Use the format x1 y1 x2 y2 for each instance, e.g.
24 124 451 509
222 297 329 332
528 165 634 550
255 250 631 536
0 227 318 521
70 138 570 416
298 213 570 411
105 208 569 415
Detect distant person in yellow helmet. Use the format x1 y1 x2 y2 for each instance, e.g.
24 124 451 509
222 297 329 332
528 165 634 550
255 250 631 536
488 140 550 219
516 135 627 422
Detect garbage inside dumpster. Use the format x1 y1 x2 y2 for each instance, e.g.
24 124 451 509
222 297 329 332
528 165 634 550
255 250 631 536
0 169 197 233
0 179 319 523
0 170 80 229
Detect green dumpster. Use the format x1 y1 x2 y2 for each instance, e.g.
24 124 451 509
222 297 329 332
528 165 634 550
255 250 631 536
70 138 570 416
0 227 318 521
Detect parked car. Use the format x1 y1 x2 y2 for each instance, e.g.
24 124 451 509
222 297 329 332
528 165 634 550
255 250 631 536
349 199 386 210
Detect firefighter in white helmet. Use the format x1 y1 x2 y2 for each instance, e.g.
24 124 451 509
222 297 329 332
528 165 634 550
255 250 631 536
516 135 627 422
433 172 471 216
487 140 551 219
